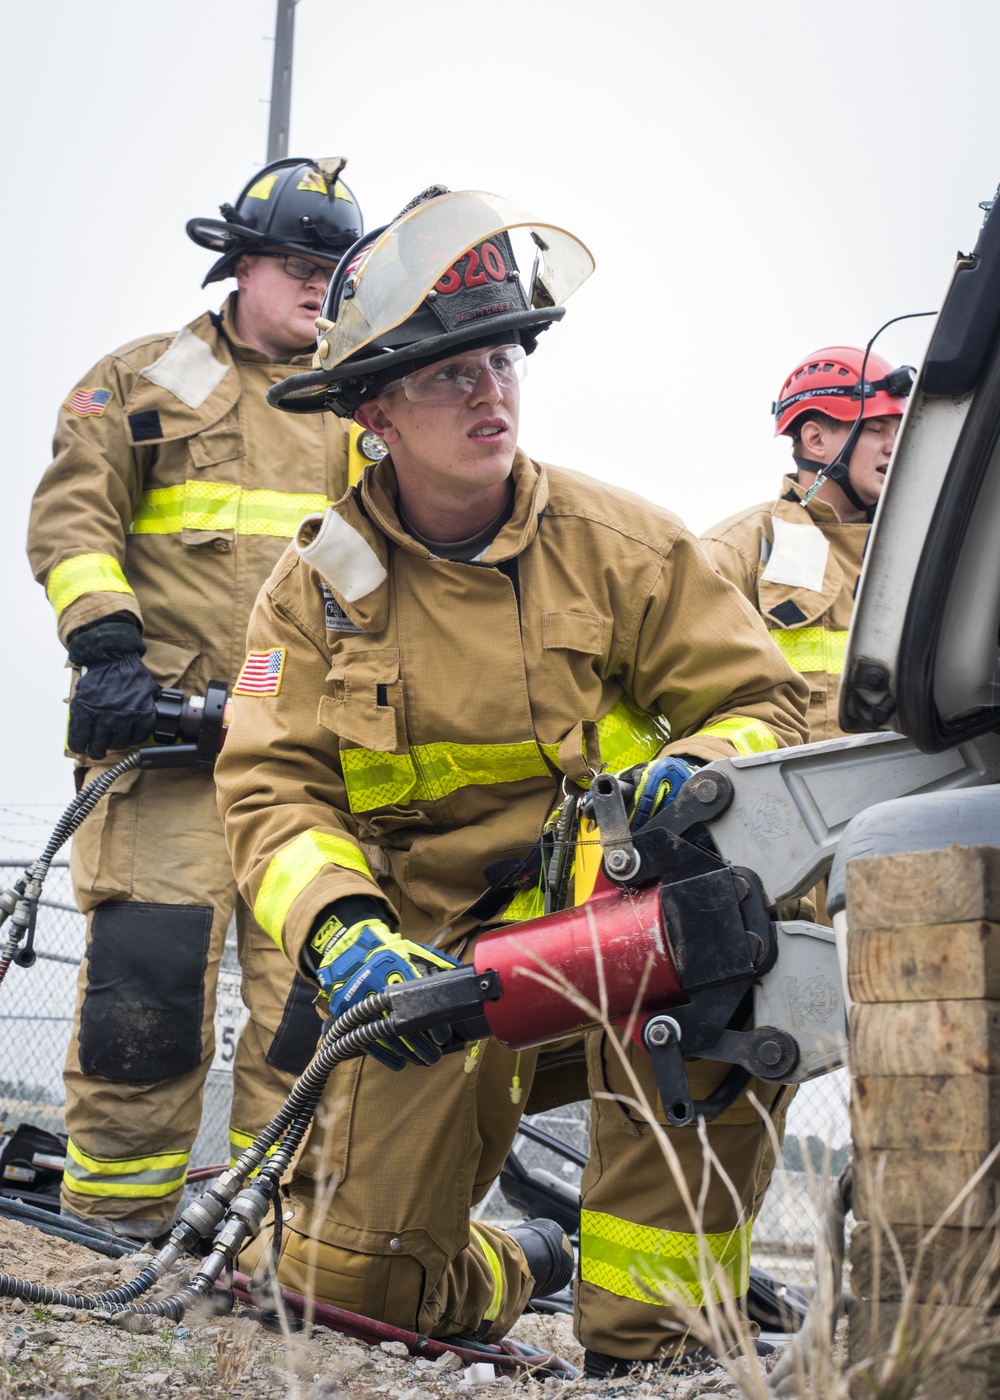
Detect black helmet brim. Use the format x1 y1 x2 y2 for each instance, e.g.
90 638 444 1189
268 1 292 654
267 306 563 417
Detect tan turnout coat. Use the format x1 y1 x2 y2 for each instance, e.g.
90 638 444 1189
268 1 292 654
700 474 869 741
217 450 810 968
27 295 365 695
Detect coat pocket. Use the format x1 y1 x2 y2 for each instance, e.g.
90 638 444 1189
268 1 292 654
318 647 402 754
141 636 202 690
542 610 604 654
187 417 243 471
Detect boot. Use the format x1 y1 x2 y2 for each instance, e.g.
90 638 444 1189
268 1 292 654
508 1217 575 1299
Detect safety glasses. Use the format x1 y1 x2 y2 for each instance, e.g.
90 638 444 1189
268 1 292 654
254 251 337 282
384 344 527 404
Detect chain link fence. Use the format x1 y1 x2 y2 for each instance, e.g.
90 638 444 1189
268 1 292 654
1 804 848 1282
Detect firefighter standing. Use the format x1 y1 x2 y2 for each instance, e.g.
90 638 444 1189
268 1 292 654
27 158 377 1240
215 189 811 1373
701 347 913 742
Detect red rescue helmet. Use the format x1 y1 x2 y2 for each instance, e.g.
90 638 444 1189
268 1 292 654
772 346 914 438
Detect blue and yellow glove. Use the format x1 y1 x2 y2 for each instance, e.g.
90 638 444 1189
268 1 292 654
307 898 461 1070
598 755 699 831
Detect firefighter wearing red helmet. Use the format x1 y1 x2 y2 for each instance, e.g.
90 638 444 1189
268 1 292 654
26 157 377 1242
702 345 913 744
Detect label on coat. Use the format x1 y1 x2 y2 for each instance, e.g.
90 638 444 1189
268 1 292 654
320 582 364 634
761 518 829 593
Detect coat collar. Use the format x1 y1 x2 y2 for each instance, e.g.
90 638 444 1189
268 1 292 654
219 293 316 367
778 473 845 527
295 448 547 636
360 447 548 562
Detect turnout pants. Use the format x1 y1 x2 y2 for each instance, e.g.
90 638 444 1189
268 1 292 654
63 765 323 1238
240 1023 790 1356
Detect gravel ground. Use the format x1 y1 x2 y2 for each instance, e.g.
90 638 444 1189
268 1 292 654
0 1218 785 1399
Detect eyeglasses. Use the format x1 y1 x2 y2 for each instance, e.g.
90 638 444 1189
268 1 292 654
384 344 527 404
254 251 337 282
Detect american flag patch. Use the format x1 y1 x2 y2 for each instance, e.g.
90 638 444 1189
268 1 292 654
234 648 286 696
65 387 113 418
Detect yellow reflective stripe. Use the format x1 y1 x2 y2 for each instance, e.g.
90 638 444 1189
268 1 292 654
341 741 551 813
46 552 134 617
470 1225 504 1322
63 1139 188 1200
341 699 670 815
130 482 332 537
695 716 778 756
501 884 546 922
771 627 848 676
580 1209 751 1307
254 829 373 946
597 694 671 772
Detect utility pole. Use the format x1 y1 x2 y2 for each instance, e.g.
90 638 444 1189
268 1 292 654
266 0 297 162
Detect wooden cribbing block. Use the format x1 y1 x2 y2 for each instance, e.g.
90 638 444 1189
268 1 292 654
852 1075 1000 1153
853 1149 999 1228
851 1221 1000 1305
846 845 1000 933
851 1001 1000 1078
849 920 1000 1003
848 1299 1000 1400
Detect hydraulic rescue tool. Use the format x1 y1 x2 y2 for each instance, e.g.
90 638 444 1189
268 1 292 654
0 682 230 983
2 725 999 1322
363 726 1000 1127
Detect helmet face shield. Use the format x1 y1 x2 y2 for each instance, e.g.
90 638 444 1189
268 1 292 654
318 191 594 373
267 189 594 416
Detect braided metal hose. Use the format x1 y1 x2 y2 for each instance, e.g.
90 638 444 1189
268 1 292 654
0 754 142 987
0 994 399 1319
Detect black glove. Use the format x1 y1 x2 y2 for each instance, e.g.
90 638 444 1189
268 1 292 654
67 616 159 760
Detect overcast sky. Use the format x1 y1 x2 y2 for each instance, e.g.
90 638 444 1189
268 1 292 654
3 0 998 810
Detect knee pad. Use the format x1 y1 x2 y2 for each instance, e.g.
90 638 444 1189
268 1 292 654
78 901 212 1083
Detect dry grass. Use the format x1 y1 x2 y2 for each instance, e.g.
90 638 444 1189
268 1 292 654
511 925 1000 1398
214 1318 258 1388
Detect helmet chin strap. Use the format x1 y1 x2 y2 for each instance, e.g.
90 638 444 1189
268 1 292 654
797 420 875 521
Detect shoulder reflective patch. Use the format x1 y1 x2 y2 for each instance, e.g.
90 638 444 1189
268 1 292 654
247 173 278 200
761 517 829 593
320 582 364 634
65 387 113 418
296 507 387 602
140 326 230 410
297 170 327 194
234 648 286 696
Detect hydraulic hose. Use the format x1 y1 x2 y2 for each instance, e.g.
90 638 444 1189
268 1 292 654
0 993 395 1320
0 754 141 988
0 1193 572 1376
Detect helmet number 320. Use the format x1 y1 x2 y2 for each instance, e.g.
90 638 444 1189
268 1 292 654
436 242 507 295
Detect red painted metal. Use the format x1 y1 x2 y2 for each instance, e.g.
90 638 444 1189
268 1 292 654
473 880 686 1048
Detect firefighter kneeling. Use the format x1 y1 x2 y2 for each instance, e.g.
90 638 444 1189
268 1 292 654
216 189 810 1376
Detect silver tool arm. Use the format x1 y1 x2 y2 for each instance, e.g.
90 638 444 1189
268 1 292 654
700 729 1000 906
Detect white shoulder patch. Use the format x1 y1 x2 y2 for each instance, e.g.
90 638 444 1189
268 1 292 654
761 517 829 593
140 326 230 409
296 508 387 602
